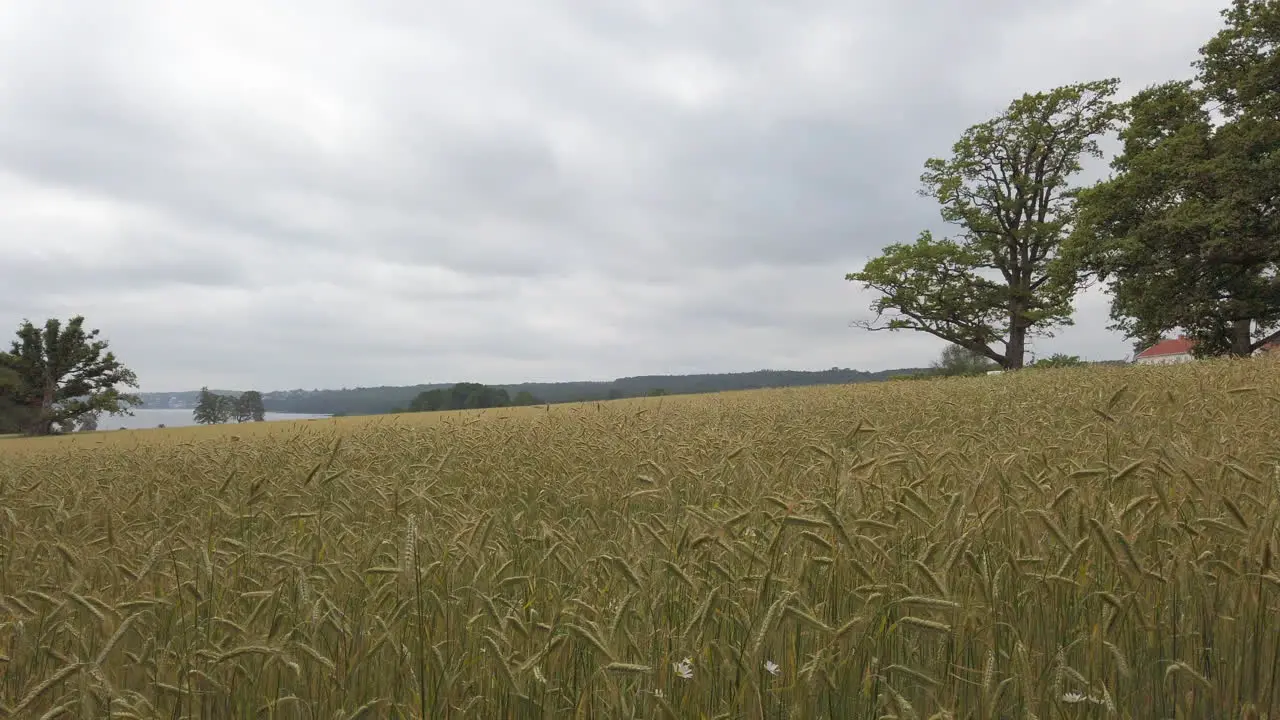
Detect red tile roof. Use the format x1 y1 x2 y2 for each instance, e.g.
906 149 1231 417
1135 337 1195 359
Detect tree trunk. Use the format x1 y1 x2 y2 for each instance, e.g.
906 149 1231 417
1005 327 1026 369
1004 282 1031 370
1232 319 1254 356
26 382 56 436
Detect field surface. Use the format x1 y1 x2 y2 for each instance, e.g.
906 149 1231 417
2 358 1279 718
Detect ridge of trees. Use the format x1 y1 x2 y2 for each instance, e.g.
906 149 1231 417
396 382 542 414
135 367 928 418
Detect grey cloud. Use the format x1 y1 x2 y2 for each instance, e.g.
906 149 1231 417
0 0 1226 391
6 249 246 300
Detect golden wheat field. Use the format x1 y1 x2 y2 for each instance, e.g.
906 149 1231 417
2 358 1280 719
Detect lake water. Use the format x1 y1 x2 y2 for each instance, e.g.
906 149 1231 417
97 408 332 430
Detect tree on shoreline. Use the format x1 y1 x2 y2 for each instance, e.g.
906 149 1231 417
0 316 139 436
193 388 267 425
193 387 232 425
237 391 266 422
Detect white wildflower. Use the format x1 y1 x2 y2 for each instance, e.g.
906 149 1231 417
1061 691 1101 705
764 660 780 676
653 689 665 699
673 657 694 680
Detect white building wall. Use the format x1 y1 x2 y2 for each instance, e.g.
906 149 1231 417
1134 352 1194 365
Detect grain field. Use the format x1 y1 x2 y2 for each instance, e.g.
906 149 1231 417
1 357 1279 718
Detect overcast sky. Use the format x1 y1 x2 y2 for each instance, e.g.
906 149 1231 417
0 1 1226 392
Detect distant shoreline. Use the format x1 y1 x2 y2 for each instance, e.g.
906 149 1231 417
98 408 331 431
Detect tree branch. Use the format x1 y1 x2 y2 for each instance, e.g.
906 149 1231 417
1251 327 1280 353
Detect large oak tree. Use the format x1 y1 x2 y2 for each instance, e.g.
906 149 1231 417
1070 1 1280 357
846 80 1121 369
0 316 140 436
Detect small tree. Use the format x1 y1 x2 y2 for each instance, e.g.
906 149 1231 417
215 395 235 423
233 395 252 423
55 412 99 434
1031 353 1085 369
0 316 139 436
193 387 233 425
931 344 1000 376
238 391 266 421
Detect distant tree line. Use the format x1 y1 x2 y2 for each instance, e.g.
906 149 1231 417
136 367 926 418
384 382 544 414
192 388 266 425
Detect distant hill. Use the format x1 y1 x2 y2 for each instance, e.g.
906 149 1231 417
136 366 930 416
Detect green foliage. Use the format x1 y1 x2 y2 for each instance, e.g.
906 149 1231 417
1196 0 1280 118
236 391 266 422
848 80 1121 369
1070 6 1280 357
55 412 99 434
218 396 236 422
0 366 19 392
0 316 139 436
512 390 542 406
887 372 933 381
408 383 512 413
0 366 33 434
233 396 251 423
931 343 1000 377
191 389 266 424
193 387 234 425
1031 353 1085 369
